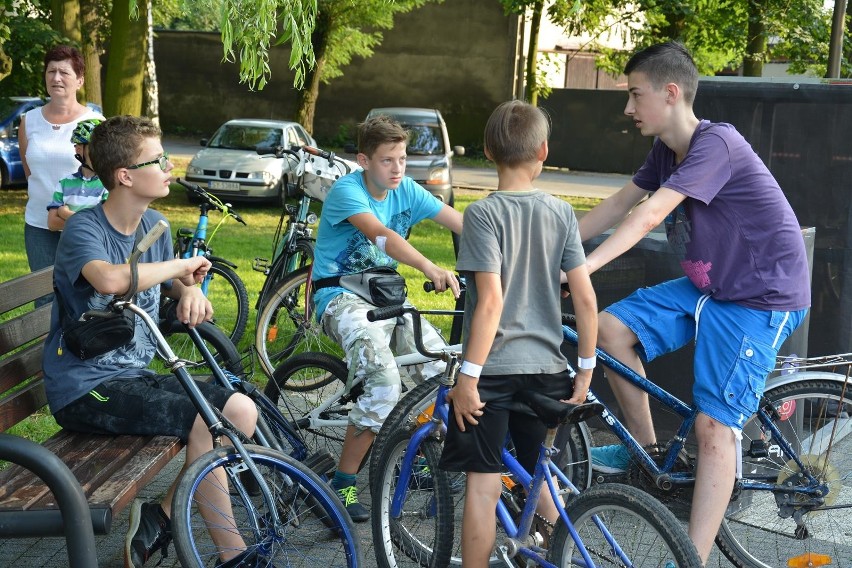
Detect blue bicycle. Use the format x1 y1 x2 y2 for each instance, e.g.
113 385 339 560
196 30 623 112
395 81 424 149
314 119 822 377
368 304 701 568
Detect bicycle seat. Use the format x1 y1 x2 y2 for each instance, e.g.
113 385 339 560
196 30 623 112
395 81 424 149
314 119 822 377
514 390 603 428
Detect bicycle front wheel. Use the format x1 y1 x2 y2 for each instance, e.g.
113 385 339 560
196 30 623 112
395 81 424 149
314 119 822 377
550 482 701 567
255 265 343 379
716 375 852 568
204 262 249 345
172 444 361 568
371 426 454 568
156 319 244 378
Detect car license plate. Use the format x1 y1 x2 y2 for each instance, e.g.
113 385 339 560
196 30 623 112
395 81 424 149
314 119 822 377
209 181 240 191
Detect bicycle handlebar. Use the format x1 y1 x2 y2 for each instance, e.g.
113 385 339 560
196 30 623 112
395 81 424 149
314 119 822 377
423 274 467 294
366 305 453 362
176 178 247 225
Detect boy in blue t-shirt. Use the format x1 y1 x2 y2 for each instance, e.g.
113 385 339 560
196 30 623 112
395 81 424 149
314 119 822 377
46 118 108 232
311 115 463 521
578 41 810 563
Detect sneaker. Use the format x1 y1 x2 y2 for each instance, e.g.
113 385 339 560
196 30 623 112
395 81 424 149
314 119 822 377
336 484 369 522
590 444 630 474
125 500 172 568
220 548 279 567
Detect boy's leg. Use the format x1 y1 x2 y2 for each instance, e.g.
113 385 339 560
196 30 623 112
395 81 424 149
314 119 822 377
463 472 502 565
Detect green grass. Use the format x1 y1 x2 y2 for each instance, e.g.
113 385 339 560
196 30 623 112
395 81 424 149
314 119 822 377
1 159 599 444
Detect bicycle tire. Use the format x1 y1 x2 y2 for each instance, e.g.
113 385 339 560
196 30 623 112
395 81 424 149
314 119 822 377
172 444 361 568
550 482 701 567
155 319 244 378
264 352 352 458
371 427 453 568
204 262 249 346
256 238 315 314
254 265 343 379
715 376 852 568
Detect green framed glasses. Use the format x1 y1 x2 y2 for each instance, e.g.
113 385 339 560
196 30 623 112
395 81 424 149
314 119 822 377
127 153 170 171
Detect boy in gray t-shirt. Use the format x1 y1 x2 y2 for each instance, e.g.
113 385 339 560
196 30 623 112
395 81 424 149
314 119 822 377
439 100 598 565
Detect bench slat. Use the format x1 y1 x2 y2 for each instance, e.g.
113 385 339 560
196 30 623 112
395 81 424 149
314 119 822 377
0 379 48 432
0 267 53 314
0 304 51 358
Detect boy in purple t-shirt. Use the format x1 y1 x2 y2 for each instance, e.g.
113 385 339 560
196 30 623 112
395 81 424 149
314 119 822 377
578 41 810 563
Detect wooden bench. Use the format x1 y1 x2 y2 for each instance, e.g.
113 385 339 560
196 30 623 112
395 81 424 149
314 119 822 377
0 267 183 565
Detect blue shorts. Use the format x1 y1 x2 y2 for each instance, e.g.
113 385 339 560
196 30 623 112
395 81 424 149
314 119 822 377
605 277 807 429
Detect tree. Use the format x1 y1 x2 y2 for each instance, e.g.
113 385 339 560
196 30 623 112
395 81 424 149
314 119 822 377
103 0 148 115
293 0 436 134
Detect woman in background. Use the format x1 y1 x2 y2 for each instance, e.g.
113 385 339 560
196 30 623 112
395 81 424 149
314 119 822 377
19 44 104 278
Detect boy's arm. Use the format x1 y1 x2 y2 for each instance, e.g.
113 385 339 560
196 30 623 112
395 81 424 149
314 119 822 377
578 181 649 242
162 278 214 328
348 211 460 297
563 264 598 403
81 256 212 301
447 270 502 431
584 187 685 274
47 207 68 231
431 203 463 235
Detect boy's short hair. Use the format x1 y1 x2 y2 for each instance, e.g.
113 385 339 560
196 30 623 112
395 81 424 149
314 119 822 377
89 115 162 190
358 115 408 157
484 100 550 168
624 42 699 105
44 45 85 78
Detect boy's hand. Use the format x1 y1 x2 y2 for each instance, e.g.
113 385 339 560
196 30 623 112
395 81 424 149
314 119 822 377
175 286 214 327
446 375 485 431
563 368 593 404
423 265 460 298
177 257 212 286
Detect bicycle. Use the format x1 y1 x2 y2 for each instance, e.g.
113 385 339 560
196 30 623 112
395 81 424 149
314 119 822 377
162 179 249 356
367 303 702 568
555 318 852 568
253 144 359 379
86 219 361 567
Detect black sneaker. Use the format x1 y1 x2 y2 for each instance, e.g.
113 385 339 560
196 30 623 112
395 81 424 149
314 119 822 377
124 500 172 568
220 548 280 567
336 484 369 522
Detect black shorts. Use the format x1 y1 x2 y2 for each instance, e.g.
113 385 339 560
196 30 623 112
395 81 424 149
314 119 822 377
54 375 235 442
439 371 573 474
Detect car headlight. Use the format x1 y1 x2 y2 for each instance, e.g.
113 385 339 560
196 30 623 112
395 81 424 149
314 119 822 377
246 171 276 183
426 167 450 185
186 164 203 175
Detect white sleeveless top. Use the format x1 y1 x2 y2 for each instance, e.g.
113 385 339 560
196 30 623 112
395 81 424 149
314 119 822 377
23 106 104 229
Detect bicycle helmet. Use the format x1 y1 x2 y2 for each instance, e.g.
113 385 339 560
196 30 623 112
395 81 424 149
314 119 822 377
70 118 103 145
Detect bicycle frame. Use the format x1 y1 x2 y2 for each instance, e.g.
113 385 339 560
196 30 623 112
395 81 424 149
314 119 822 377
560 324 831 499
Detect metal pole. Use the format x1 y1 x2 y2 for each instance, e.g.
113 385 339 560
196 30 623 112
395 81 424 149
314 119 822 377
827 0 848 78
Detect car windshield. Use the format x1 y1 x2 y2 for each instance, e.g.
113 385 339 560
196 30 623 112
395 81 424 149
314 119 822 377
208 125 282 150
404 124 444 156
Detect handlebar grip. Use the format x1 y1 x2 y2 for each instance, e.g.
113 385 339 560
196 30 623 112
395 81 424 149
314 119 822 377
423 282 435 293
177 178 200 193
137 220 169 253
302 145 333 160
367 305 407 322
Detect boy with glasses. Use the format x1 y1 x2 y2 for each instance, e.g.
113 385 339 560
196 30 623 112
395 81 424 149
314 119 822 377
42 115 265 568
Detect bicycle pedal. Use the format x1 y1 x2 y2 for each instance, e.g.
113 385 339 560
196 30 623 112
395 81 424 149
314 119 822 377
252 258 271 273
592 471 628 485
304 451 337 478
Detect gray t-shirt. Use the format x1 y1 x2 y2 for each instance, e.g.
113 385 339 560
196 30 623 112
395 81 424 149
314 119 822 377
456 190 585 375
43 206 173 412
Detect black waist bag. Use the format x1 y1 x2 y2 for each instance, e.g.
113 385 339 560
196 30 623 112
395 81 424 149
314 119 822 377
315 267 407 308
62 310 136 360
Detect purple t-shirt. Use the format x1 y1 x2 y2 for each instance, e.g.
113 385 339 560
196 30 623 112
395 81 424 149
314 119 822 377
632 120 810 311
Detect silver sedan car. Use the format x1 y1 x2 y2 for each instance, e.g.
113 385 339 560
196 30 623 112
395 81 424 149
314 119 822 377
185 119 316 203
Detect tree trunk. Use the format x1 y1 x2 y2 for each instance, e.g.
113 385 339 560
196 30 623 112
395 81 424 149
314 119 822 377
80 0 102 106
103 0 147 116
524 0 544 106
826 0 847 77
743 0 766 77
143 0 160 125
295 12 330 135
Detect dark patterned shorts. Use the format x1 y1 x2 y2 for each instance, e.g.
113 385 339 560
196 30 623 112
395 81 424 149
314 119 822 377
54 374 234 442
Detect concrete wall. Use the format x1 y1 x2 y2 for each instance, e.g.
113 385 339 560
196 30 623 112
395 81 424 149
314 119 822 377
153 0 518 149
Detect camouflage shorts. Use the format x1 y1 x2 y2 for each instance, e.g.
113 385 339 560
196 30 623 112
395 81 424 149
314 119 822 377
322 292 448 432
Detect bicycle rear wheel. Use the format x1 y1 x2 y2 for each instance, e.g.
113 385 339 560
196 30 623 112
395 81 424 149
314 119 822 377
172 444 361 568
254 266 343 380
264 352 351 459
716 375 852 568
550 482 701 567
371 427 453 568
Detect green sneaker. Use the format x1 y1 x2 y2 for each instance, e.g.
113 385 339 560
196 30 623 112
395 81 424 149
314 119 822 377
336 484 369 522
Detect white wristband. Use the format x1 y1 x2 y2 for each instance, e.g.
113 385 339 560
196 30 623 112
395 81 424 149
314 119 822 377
577 356 597 370
459 360 482 378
